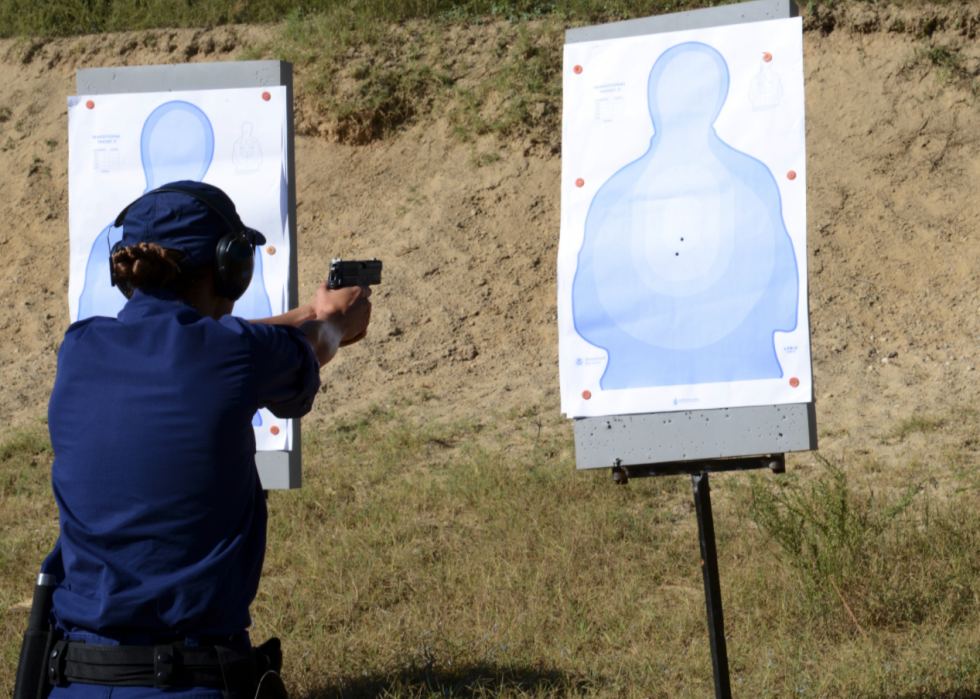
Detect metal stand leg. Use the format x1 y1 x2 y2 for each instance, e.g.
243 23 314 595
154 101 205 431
692 472 732 699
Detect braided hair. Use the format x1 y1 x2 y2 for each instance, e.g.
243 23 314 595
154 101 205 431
110 242 209 300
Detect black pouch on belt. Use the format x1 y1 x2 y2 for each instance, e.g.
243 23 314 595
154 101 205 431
13 574 57 699
253 638 287 699
216 637 287 699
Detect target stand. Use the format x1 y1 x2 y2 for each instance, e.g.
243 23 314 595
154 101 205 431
566 2 814 698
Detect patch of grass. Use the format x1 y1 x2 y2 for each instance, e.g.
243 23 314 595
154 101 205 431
28 153 50 177
744 454 980 631
270 9 455 140
904 42 966 87
818 426 847 439
258 400 980 698
472 150 502 167
0 427 51 466
8 401 980 696
0 425 57 684
43 137 56 150
449 21 562 144
238 41 271 62
919 44 962 70
888 413 947 441
0 107 10 123
396 185 429 216
0 0 757 39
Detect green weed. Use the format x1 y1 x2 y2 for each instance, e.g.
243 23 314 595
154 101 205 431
746 454 980 631
28 154 49 177
472 150 502 167
907 42 965 86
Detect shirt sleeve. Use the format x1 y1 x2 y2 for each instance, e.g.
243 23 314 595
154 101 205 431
223 318 321 419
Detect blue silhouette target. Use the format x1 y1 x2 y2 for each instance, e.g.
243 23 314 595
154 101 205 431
77 101 272 321
571 42 798 390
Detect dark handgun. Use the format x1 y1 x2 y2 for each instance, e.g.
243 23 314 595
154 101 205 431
327 258 383 289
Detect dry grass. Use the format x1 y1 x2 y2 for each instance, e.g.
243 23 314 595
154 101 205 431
6 399 980 698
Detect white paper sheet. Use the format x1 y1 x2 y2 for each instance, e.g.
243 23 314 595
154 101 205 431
68 86 292 450
559 17 810 419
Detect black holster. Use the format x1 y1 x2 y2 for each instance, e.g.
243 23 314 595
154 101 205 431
13 576 57 699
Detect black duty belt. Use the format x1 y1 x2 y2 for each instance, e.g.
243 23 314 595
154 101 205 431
47 640 259 691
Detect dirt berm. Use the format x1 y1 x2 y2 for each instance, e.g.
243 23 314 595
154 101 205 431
2 3 980 470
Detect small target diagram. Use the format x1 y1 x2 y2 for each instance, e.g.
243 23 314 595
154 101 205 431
558 17 810 418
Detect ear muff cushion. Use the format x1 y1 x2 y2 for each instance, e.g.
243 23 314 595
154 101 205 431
214 232 254 302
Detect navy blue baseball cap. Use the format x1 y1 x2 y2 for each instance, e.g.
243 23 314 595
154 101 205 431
117 181 266 267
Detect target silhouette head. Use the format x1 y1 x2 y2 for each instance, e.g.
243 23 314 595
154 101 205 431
140 101 215 193
242 122 253 137
648 43 728 134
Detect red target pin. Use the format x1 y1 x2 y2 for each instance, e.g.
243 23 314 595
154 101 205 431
85 100 95 109
789 377 800 387
763 52 773 62
582 390 592 400
575 178 585 188
573 65 583 74
261 91 271 101
787 170 797 180
270 425 280 435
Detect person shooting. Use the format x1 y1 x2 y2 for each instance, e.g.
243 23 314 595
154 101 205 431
15 181 371 699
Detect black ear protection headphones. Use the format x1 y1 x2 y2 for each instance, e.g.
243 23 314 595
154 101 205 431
110 183 260 302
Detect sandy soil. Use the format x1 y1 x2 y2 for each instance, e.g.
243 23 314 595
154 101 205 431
2 4 980 471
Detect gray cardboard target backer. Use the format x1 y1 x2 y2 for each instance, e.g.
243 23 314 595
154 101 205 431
75 61 301 490
566 0 816 470
575 404 816 470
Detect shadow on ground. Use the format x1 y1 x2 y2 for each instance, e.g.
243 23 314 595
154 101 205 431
296 662 598 699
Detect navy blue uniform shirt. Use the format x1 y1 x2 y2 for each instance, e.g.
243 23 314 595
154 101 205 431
45 288 319 637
